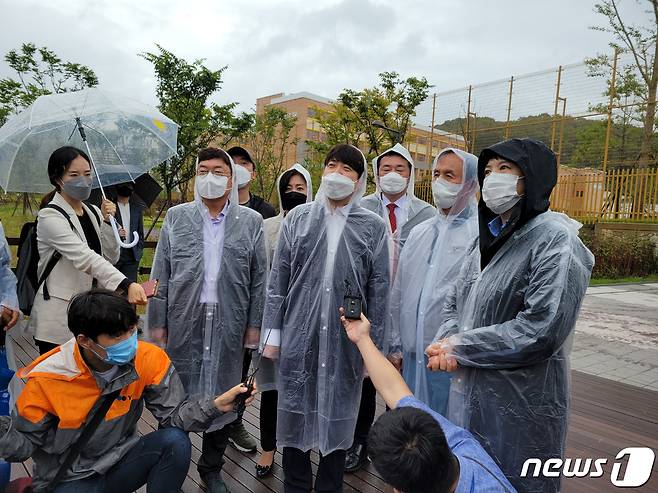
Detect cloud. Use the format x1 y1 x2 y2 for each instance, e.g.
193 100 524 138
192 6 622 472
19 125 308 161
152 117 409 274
0 0 647 117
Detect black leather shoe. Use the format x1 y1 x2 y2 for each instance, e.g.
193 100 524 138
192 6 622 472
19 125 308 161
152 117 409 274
255 463 273 479
344 442 369 473
256 450 276 478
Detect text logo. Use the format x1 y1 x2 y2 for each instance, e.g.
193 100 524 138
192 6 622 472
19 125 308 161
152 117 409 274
520 448 655 487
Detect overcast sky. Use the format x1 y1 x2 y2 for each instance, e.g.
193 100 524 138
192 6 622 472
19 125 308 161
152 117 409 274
0 0 651 115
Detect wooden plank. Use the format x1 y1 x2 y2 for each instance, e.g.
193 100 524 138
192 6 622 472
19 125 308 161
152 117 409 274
6 335 658 493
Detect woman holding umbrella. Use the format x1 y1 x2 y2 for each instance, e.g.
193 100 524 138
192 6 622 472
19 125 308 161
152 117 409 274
29 146 147 354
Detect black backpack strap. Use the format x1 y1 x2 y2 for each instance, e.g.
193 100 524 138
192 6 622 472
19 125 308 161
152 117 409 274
38 204 78 301
86 204 102 227
48 388 122 491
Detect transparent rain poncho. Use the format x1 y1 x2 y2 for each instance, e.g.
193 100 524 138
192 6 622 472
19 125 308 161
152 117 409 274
389 148 479 414
434 139 595 493
262 146 390 454
148 151 267 431
257 163 314 392
360 144 435 277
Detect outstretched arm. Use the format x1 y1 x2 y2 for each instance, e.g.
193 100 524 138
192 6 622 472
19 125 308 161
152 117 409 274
340 309 412 409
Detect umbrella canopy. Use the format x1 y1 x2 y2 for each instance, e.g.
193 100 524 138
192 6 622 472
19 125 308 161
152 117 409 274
87 173 163 209
0 88 178 193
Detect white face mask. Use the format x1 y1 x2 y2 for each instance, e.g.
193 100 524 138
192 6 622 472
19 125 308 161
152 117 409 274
482 172 524 214
235 164 252 189
322 173 356 200
432 178 462 210
196 173 230 199
379 172 407 194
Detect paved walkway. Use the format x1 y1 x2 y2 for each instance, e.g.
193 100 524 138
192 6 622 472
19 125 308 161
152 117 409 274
572 283 658 391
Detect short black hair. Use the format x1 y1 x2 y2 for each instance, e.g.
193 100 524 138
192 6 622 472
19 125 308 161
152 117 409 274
324 144 365 177
48 146 90 190
377 150 412 170
368 406 457 493
68 289 138 341
227 146 254 165
197 147 233 175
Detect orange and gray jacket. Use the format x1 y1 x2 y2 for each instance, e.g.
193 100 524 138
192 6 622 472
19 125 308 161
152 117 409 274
0 338 223 491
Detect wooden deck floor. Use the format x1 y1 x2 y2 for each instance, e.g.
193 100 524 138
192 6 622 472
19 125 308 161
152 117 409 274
6 331 658 493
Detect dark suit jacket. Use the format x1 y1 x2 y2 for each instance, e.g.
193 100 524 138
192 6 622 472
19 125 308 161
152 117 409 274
114 196 145 263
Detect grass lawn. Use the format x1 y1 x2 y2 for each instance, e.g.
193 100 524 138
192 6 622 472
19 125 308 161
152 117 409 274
589 274 658 286
3 200 658 287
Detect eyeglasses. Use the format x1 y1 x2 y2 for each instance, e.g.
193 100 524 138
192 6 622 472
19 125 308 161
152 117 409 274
197 169 231 177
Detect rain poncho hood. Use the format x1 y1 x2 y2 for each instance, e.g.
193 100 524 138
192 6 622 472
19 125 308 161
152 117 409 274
149 148 267 432
361 144 435 278
275 163 314 215
193 150 240 207
258 164 313 392
372 143 416 196
262 145 390 454
435 146 594 491
391 148 479 412
477 138 557 268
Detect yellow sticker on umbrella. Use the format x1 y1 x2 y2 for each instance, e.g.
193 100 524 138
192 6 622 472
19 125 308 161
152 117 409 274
152 119 166 131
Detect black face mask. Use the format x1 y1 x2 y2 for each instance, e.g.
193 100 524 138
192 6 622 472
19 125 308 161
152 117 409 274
116 185 134 198
281 191 307 212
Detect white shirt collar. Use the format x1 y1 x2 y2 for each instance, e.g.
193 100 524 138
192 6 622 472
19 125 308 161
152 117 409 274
381 193 409 209
325 200 353 218
197 199 230 222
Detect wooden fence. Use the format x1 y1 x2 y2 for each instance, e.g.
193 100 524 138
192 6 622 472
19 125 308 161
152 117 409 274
414 167 658 224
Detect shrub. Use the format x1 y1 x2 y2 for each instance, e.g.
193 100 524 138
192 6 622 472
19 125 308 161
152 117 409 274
581 229 658 279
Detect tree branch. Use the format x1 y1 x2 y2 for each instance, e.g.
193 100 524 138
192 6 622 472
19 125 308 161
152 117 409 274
611 0 651 83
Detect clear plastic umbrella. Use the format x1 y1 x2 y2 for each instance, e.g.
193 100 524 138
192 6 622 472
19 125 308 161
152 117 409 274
0 88 178 248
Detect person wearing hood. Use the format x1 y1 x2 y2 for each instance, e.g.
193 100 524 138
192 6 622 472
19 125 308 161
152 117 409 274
426 138 594 493
0 221 20 334
228 146 276 219
261 144 390 493
347 143 435 472
256 163 313 479
391 148 479 419
148 147 267 493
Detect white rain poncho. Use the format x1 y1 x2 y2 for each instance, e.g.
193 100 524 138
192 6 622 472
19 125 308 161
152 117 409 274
148 151 267 431
435 139 595 493
262 146 390 454
360 143 435 277
390 148 479 415
257 163 313 392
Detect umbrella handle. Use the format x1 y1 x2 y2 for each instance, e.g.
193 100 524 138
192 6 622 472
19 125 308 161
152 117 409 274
109 216 140 249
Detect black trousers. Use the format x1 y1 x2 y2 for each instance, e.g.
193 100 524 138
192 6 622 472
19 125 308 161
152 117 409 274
197 425 231 477
116 260 140 283
259 390 278 452
353 377 377 444
282 447 347 493
35 339 58 355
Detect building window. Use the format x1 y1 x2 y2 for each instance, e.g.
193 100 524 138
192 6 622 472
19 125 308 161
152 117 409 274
306 130 320 140
307 108 316 118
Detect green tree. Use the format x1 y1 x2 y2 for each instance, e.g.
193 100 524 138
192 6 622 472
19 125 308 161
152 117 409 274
309 71 432 164
140 44 247 202
0 43 98 126
588 0 658 166
241 106 298 203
